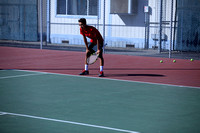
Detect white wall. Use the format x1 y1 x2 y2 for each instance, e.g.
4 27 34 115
148 0 176 49
50 0 101 45
50 0 175 49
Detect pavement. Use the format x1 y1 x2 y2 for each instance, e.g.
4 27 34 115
0 40 200 60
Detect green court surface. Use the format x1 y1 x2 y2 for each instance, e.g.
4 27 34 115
0 70 200 133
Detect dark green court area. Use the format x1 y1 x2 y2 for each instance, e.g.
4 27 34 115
0 70 200 133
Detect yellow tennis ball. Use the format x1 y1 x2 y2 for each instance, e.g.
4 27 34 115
190 59 194 61
160 60 163 63
173 60 176 63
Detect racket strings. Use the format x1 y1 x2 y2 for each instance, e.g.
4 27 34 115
87 53 99 65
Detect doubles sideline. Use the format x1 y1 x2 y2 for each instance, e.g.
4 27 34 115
0 73 46 79
0 111 139 133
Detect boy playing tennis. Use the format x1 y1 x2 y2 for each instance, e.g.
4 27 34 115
78 18 104 77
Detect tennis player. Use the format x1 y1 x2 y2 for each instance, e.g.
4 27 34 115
78 18 104 77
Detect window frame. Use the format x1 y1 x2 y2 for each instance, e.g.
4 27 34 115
55 0 100 19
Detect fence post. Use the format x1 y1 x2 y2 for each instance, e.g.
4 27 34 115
47 0 50 43
144 6 150 49
159 0 163 53
169 0 174 58
40 0 43 49
103 0 106 45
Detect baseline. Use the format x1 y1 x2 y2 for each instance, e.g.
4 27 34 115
15 69 200 89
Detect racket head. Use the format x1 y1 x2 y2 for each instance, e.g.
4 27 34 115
87 52 99 65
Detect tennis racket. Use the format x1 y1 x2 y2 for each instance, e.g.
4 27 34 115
87 52 99 65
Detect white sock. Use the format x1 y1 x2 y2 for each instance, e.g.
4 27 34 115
85 65 88 71
100 66 103 72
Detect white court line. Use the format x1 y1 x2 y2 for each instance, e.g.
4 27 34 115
15 69 200 89
0 111 139 133
0 70 8 71
0 73 46 79
0 112 7 115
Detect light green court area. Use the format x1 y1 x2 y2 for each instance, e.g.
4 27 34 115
0 70 200 133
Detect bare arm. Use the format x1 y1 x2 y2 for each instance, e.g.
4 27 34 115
96 36 102 54
82 34 89 51
97 39 100 50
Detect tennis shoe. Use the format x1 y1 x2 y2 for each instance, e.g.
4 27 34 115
79 70 89 75
99 71 104 77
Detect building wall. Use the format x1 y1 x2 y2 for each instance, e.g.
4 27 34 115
50 0 177 49
50 0 148 48
38 0 47 41
0 0 38 41
148 0 176 50
176 0 200 51
50 0 99 45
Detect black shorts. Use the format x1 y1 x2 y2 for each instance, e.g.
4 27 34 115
88 42 103 54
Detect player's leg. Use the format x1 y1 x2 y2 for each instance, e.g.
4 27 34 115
98 44 104 77
80 42 95 75
99 50 104 66
85 42 95 64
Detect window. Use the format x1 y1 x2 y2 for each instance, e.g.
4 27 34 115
57 0 66 14
57 0 98 16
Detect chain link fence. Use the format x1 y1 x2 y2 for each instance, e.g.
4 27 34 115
0 0 199 59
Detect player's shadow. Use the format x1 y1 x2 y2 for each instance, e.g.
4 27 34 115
106 74 165 77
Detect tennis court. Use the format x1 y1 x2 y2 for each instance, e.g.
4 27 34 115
0 46 200 133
